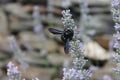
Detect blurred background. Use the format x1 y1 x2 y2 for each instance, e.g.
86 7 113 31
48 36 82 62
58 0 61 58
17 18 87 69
0 0 117 80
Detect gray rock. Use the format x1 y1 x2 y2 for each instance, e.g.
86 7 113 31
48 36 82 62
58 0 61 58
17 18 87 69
19 31 58 52
41 15 62 26
0 0 12 4
2 67 56 80
24 51 48 59
0 35 12 52
47 53 72 66
0 76 8 80
92 61 116 80
71 0 110 5
0 8 8 35
22 67 56 80
23 56 49 66
10 20 33 31
86 0 111 5
48 0 111 8
4 3 31 19
82 15 113 35
0 52 11 60
3 3 33 31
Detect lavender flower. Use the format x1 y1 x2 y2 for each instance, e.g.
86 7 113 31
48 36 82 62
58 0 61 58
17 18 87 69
111 0 120 7
7 62 40 80
8 36 29 69
111 0 120 76
62 10 76 30
73 57 87 69
112 53 120 63
63 68 92 80
62 10 92 80
33 6 46 40
111 0 120 23
32 6 41 18
114 23 120 31
113 63 120 74
34 24 43 33
7 61 14 68
113 41 119 49
7 61 21 80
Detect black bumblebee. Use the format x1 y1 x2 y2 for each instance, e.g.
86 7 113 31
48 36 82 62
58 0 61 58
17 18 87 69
48 28 74 54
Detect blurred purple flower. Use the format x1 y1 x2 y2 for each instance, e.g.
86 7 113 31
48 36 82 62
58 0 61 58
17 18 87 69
89 73 93 78
7 61 14 68
32 6 40 18
7 61 21 80
8 36 20 51
7 61 20 76
115 33 120 40
79 42 83 48
112 0 120 7
116 63 120 67
34 25 43 33
113 41 119 48
12 67 19 74
114 23 120 30
76 74 84 80
84 2 88 8
8 36 29 69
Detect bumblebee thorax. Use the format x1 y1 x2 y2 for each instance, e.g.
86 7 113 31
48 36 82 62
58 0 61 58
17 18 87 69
61 29 74 42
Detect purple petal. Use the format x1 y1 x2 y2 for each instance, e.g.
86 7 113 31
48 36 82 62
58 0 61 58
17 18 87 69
114 23 120 30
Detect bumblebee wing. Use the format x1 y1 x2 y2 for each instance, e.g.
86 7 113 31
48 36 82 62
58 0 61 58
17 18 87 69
64 38 69 54
48 28 63 34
